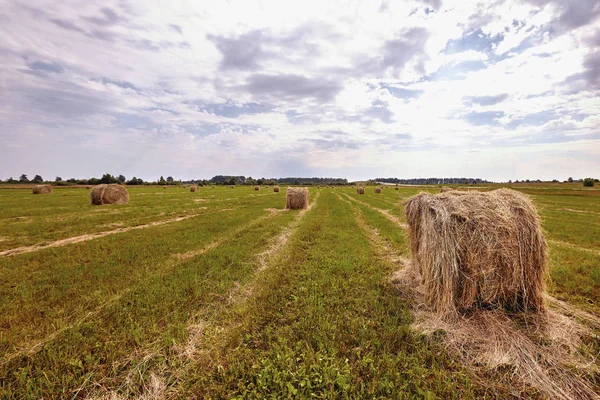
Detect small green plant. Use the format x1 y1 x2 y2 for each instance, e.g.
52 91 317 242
583 178 594 187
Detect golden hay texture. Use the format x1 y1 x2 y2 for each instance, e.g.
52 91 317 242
32 185 52 194
254 186 259 191
90 184 129 205
374 187 382 193
356 186 365 195
190 185 198 192
273 186 280 193
440 187 454 192
405 189 548 317
286 187 309 209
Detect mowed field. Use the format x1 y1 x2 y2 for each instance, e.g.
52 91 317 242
0 184 599 398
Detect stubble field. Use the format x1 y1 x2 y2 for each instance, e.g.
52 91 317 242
0 184 598 398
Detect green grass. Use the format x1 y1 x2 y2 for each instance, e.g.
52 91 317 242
0 184 598 398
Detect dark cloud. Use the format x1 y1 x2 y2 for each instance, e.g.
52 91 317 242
562 50 600 91
96 77 137 90
365 99 394 123
208 30 266 70
21 86 114 119
84 8 120 26
524 0 600 31
28 61 64 74
418 0 442 9
464 111 504 126
468 93 509 106
243 74 343 102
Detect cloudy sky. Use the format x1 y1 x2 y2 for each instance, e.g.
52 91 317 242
1 0 599 182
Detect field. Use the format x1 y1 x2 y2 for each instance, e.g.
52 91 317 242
1 184 599 398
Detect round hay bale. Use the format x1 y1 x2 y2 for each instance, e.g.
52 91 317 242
405 189 548 317
286 187 308 209
440 187 454 193
395 186 399 190
356 187 365 195
273 186 280 193
374 187 381 193
32 184 52 194
90 184 129 205
86 185 92 190
254 186 260 191
163 186 167 189
190 185 198 192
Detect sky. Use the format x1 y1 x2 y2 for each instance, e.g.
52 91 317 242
0 0 599 182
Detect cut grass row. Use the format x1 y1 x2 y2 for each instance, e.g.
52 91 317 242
0 198 299 397
172 191 496 398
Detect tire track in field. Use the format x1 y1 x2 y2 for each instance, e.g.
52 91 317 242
0 209 235 257
341 193 408 229
88 194 321 399
549 239 600 256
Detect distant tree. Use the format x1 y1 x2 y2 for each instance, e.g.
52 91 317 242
583 178 595 187
568 177 573 182
100 173 119 184
55 176 62 182
7 177 17 184
118 175 126 183
159 176 166 185
19 174 29 183
167 176 174 183
32 175 43 183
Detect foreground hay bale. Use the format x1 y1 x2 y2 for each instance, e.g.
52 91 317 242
440 187 454 193
32 185 52 194
273 186 280 193
286 187 308 209
90 184 129 205
190 185 198 192
254 186 259 191
356 187 365 195
405 189 547 317
374 187 381 193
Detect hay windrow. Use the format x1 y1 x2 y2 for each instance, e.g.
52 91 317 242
286 187 308 210
405 189 548 318
32 185 52 194
394 265 600 400
90 184 129 205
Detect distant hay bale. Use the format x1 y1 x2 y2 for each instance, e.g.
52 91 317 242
273 186 280 193
190 185 198 192
90 184 129 205
440 187 454 193
286 187 308 209
395 186 399 190
86 185 92 190
405 189 547 317
356 187 365 195
163 186 167 189
32 184 52 194
254 186 259 191
374 187 382 193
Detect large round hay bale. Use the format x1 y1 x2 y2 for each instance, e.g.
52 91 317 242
405 189 547 317
357 187 365 195
374 187 381 193
440 187 454 193
254 186 260 191
90 184 129 205
286 187 308 209
273 186 280 193
190 185 198 192
32 184 52 194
